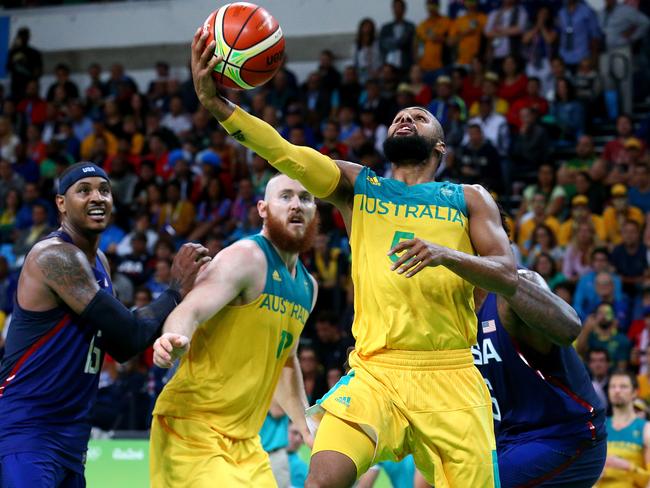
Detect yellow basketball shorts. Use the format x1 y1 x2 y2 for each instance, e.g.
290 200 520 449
149 415 277 488
308 348 499 488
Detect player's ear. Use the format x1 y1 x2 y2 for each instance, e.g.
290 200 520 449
55 194 66 215
257 200 267 220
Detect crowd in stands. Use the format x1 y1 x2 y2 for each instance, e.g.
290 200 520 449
3 0 650 475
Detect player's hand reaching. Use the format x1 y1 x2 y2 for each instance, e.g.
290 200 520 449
153 333 190 368
170 243 211 298
191 26 233 121
388 238 451 278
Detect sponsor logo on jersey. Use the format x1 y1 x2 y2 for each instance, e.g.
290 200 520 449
272 270 282 282
335 396 351 407
367 176 381 186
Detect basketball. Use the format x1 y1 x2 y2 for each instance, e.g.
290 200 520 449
202 2 285 90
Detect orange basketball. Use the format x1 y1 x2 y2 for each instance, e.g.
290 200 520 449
202 2 285 90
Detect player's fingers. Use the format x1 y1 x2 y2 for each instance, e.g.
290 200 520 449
207 54 221 73
390 247 419 271
159 336 174 354
405 256 433 278
200 41 216 68
397 254 422 274
195 256 212 268
387 239 415 257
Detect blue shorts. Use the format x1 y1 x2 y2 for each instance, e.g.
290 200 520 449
498 437 607 487
0 452 85 488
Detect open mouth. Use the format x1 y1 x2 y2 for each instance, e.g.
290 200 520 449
87 207 106 221
288 215 304 225
395 124 415 136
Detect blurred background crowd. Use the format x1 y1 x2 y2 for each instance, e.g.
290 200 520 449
2 0 650 479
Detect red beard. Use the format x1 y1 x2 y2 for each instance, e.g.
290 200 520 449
265 208 319 254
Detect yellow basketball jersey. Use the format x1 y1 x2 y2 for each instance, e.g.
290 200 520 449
350 167 476 354
598 417 648 487
153 234 314 440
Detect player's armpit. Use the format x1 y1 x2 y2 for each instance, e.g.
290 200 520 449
34 243 100 315
220 106 347 199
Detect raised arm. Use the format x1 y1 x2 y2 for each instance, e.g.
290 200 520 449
34 242 208 362
190 28 359 211
497 269 582 354
387 185 517 296
153 240 262 367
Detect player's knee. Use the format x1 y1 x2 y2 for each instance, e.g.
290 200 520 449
306 451 358 488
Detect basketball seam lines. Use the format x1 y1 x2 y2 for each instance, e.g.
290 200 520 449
221 5 261 84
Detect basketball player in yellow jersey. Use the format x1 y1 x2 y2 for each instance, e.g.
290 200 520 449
149 174 319 487
190 27 518 488
597 371 650 488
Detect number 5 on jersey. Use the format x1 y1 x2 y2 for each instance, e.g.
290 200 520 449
389 231 415 264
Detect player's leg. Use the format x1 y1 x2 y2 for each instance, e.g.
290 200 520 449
150 415 252 487
410 363 498 487
306 413 375 488
498 437 607 488
0 452 70 488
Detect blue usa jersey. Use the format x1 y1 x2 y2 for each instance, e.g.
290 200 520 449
474 293 606 448
0 231 112 473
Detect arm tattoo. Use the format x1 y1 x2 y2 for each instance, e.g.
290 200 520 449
36 246 98 313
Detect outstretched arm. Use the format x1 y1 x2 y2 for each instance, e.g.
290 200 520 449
190 27 359 207
153 240 262 367
35 242 208 362
497 269 582 354
388 185 517 296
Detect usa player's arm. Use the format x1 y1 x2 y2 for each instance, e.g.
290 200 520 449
153 240 262 367
389 184 518 296
33 242 206 362
496 270 581 354
273 275 319 447
189 28 360 228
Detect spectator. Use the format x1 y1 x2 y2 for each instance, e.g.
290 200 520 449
556 0 600 71
509 106 550 174
226 205 263 244
319 120 349 159
250 154 274 199
317 49 342 93
557 136 597 189
573 170 608 216
415 0 452 80
15 181 54 230
524 223 564 267
517 192 561 249
116 212 158 257
0 116 20 164
116 230 151 287
334 66 362 112
16 80 47 126
610 220 648 297
531 251 566 290
466 96 510 156
632 307 650 376
107 147 139 209
13 203 52 262
628 164 650 214
6 27 42 102
574 248 624 321
452 123 502 192
522 6 558 94
549 77 585 145
594 114 644 179
562 221 599 282
157 180 195 239
497 55 528 104
577 302 631 371
46 63 79 103
573 57 602 124
188 177 232 242
603 184 645 245
427 76 467 127
160 95 192 138
587 348 610 410
300 72 332 130
599 0 650 114
558 195 606 246
97 213 126 255
298 346 328 405
353 18 382 84
86 62 109 99
287 422 308 488
506 77 549 129
146 259 172 299
337 106 360 144
468 71 509 117
484 0 528 67
359 78 396 128
313 312 355 371
449 0 487 67
80 116 118 162
0 189 21 245
359 109 388 156
378 0 416 74
68 99 93 143
0 159 24 207
462 58 487 109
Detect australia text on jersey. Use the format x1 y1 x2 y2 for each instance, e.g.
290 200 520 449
358 195 465 226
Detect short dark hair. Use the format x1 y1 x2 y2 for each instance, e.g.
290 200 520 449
591 247 610 260
611 369 638 390
588 347 610 362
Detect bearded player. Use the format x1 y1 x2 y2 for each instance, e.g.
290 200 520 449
190 26 517 487
150 174 319 487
